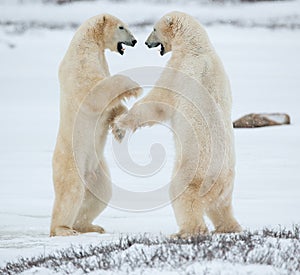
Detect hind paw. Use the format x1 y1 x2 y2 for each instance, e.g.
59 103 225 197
74 224 105 234
50 226 79 237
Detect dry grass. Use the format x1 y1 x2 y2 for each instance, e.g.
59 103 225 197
1 225 299 274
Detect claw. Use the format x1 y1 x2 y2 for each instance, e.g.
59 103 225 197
112 124 126 142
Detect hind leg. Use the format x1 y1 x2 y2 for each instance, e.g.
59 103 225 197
73 187 111 233
169 171 208 238
50 177 84 237
206 195 242 233
73 166 112 234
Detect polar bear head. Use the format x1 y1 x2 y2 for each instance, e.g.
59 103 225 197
145 11 207 56
86 14 137 55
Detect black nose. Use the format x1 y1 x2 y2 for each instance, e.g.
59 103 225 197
145 41 149 46
132 39 137 46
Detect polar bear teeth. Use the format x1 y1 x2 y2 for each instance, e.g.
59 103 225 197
117 42 125 55
159 43 165 56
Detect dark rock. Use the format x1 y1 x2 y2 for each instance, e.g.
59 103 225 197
233 113 290 128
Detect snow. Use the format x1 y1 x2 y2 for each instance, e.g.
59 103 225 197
0 0 300 273
1 0 300 30
264 114 289 124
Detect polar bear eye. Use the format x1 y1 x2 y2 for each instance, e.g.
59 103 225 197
153 28 156 31
119 26 124 30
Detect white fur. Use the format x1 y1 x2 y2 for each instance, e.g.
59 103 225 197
115 11 241 237
50 14 141 237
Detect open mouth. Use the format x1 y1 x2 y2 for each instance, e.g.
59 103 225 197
145 41 165 56
159 43 165 56
117 40 137 55
117 42 125 55
150 43 165 56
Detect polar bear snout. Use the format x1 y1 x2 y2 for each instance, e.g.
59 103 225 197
145 31 159 48
122 39 137 47
145 41 160 48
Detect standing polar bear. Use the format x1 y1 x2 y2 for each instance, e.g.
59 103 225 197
50 14 141 237
115 11 242 237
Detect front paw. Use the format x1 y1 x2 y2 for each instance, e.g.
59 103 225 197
112 113 130 142
122 86 143 100
112 123 126 142
112 112 139 142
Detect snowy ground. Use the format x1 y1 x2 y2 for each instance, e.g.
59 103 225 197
0 0 300 274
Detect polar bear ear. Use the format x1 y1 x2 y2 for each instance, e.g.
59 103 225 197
165 16 173 26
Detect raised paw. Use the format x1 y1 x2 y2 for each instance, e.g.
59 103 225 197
112 123 126 142
112 127 126 142
122 86 142 100
112 113 128 142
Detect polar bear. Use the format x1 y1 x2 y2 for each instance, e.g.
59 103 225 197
50 14 142 237
114 11 242 237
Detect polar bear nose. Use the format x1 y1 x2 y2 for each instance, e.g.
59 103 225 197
131 39 137 46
